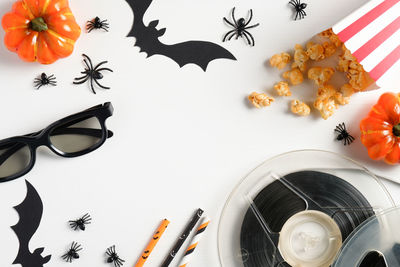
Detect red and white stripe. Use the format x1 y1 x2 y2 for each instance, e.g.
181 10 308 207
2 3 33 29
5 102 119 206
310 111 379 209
332 0 400 89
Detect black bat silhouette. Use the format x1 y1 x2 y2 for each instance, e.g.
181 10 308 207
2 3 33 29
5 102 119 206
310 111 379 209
11 180 51 267
126 0 236 71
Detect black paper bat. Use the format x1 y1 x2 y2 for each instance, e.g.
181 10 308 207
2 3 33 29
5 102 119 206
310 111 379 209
125 0 236 71
11 180 51 267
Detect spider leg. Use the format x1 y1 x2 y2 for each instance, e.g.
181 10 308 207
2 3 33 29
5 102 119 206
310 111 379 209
295 11 299 20
228 31 238 41
94 79 110 89
223 17 236 28
90 78 97 94
244 23 260 30
83 58 92 71
244 9 253 27
96 68 113 73
74 74 89 81
223 30 236 42
241 31 252 45
300 10 307 19
231 7 238 27
94 61 109 71
101 26 109 32
88 27 94 33
73 77 89 85
82 54 94 70
289 0 296 7
243 30 255 46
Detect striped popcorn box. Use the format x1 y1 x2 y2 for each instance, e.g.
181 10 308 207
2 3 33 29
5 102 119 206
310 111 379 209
332 0 400 89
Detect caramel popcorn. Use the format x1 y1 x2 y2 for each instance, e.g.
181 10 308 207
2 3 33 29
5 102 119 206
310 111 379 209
306 42 325 61
283 68 304 85
292 44 309 72
316 98 338 120
319 28 342 47
270 53 291 70
314 85 339 119
264 28 372 120
308 67 335 86
248 92 275 108
338 45 372 91
323 42 336 58
291 100 311 116
274 81 291 96
334 84 355 105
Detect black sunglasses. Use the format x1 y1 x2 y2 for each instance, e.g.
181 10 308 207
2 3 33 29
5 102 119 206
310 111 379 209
0 102 114 183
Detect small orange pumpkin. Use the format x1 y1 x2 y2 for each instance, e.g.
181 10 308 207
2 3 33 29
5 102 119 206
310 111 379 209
360 92 400 165
1 0 81 64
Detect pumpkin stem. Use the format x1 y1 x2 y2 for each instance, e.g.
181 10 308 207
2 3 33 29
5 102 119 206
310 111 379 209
30 17 48 32
393 124 400 137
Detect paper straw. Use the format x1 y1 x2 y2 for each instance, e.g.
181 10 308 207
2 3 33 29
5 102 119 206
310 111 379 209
135 219 170 267
160 208 204 267
178 217 210 267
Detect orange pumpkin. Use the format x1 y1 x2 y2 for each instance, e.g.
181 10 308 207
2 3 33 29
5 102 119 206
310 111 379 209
1 0 81 64
360 92 400 165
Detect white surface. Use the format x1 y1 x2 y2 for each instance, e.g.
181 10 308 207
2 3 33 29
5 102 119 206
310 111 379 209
0 0 400 267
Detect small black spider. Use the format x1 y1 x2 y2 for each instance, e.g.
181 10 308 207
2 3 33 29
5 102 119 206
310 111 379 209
335 122 355 146
34 73 57 89
289 0 308 20
223 7 260 46
73 54 113 94
69 213 92 231
106 245 125 267
87 17 109 33
62 242 82 263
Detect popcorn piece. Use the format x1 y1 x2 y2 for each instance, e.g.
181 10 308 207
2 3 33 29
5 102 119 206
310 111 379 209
317 98 338 120
248 92 275 108
270 53 291 70
274 81 291 96
306 42 325 61
291 100 311 116
337 45 356 72
283 68 304 85
314 85 339 119
334 84 355 105
319 28 342 47
308 67 335 86
323 41 336 58
292 44 309 72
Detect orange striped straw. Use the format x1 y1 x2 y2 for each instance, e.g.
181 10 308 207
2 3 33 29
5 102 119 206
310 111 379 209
135 219 170 267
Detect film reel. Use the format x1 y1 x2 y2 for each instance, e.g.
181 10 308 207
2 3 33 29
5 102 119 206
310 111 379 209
333 207 400 267
218 150 395 267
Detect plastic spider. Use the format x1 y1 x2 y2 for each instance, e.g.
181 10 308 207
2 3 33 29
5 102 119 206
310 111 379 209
335 123 355 146
289 0 308 20
106 245 125 267
62 242 82 263
34 73 57 89
69 213 92 231
223 7 260 46
73 54 113 94
87 17 109 33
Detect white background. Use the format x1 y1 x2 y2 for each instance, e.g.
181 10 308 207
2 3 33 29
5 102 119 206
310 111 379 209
0 0 400 266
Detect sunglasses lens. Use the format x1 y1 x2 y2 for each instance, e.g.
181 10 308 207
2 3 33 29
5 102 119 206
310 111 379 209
49 116 104 154
0 142 31 180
